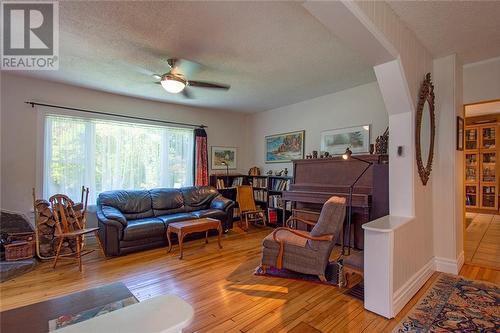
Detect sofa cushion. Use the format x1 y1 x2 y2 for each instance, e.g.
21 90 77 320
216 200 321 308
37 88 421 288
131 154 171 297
191 209 227 221
156 213 197 225
122 217 165 241
180 186 219 212
150 188 186 216
98 190 153 220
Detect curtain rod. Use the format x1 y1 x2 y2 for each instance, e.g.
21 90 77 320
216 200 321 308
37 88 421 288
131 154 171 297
25 101 207 129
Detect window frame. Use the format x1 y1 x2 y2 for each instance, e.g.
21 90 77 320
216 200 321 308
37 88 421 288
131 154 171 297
36 106 194 202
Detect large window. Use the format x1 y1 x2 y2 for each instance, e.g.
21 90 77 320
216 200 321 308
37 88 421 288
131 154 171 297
44 115 194 202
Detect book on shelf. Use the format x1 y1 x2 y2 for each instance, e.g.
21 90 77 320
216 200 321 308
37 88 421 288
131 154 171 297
215 179 225 189
270 178 290 191
267 208 278 225
231 177 244 187
268 194 292 211
253 189 267 202
251 177 268 188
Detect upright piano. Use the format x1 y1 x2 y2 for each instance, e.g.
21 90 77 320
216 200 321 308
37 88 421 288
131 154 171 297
282 154 389 250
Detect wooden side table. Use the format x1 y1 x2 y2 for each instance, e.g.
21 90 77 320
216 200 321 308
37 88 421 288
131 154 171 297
166 218 222 259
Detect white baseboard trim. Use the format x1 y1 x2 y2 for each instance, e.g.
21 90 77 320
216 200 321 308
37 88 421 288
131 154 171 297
434 252 464 274
392 258 434 316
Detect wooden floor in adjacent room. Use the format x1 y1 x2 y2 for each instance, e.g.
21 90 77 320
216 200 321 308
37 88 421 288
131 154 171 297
465 213 500 269
1 226 499 333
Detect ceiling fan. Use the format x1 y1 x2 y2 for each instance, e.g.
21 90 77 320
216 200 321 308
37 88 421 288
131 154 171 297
153 58 230 98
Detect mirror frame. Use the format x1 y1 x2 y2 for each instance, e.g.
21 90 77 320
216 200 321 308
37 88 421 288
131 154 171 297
416 73 436 186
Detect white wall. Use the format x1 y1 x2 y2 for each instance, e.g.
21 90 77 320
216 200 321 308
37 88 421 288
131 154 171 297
432 55 464 274
0 73 248 217
463 56 500 104
244 82 388 173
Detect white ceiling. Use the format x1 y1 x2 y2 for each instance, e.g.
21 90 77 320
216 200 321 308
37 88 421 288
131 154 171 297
465 100 500 117
10 1 376 113
387 1 500 64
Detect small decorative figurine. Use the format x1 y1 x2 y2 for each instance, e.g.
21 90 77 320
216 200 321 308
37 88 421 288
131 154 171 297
375 127 389 155
284 168 288 176
248 166 261 176
266 170 273 175
312 150 318 159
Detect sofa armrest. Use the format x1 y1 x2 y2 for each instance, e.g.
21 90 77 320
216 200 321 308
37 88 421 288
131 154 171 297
210 195 234 212
99 205 128 226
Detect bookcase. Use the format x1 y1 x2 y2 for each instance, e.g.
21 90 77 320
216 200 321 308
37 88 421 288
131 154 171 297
465 122 499 211
209 174 293 225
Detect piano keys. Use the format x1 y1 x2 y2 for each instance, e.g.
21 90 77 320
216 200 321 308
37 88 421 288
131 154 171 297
282 154 389 250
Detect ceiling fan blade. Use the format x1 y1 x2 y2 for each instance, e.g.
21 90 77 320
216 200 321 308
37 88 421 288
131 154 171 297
154 81 161 85
187 80 230 90
181 88 193 99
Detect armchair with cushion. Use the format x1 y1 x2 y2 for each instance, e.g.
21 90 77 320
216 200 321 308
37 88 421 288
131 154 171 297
260 196 346 281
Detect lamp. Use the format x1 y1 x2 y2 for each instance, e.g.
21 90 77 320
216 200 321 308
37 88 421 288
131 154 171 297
341 147 373 256
160 74 186 94
221 161 230 187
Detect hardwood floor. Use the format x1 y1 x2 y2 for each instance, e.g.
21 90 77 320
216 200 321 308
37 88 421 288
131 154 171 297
1 226 499 332
464 213 500 268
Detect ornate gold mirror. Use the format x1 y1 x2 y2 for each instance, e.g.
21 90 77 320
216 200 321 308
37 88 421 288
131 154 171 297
416 73 435 186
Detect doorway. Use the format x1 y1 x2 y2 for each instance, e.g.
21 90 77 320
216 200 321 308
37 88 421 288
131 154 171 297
464 99 500 268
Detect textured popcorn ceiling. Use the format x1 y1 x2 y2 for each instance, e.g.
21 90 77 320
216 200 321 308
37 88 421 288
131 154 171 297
387 1 500 64
14 1 376 112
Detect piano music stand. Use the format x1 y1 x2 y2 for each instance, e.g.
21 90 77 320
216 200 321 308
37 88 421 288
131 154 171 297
342 148 373 256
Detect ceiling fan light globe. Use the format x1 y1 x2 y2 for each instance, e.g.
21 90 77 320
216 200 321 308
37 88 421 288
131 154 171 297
161 77 186 94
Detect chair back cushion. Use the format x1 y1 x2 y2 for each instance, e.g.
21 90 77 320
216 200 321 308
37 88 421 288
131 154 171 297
309 196 346 249
180 186 219 212
150 188 185 216
98 190 153 220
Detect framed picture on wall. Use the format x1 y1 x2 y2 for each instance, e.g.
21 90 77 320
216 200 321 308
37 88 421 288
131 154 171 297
211 147 237 170
320 125 370 155
265 130 305 163
457 116 464 151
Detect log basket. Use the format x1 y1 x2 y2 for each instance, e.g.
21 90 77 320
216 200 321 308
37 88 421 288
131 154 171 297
4 232 36 261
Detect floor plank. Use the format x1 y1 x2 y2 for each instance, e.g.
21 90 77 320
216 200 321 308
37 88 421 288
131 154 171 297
1 226 499 332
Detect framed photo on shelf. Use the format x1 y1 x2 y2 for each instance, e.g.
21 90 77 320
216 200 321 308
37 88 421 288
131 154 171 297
320 125 370 155
211 146 237 170
457 116 464 151
265 130 305 163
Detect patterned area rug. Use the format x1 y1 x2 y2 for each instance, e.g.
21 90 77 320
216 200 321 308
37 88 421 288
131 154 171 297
392 273 500 332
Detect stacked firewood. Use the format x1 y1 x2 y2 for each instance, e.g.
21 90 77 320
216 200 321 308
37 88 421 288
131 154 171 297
34 199 83 258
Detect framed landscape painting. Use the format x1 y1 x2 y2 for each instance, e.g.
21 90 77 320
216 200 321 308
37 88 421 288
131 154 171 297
265 130 305 163
320 125 370 155
211 146 237 170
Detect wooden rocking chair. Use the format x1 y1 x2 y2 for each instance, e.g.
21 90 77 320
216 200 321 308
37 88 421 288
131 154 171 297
50 188 104 271
236 185 266 231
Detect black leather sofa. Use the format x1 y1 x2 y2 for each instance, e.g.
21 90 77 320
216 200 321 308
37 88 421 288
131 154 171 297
96 186 234 256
